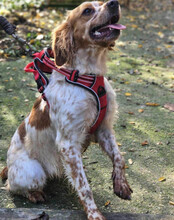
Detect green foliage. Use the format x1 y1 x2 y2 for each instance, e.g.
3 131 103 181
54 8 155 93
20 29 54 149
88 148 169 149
0 0 45 10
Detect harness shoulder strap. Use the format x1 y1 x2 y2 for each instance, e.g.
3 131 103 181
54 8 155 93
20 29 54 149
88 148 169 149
65 74 107 133
89 76 107 133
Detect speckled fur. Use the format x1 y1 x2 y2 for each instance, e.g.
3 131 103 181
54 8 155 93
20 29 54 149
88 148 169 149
2 1 132 220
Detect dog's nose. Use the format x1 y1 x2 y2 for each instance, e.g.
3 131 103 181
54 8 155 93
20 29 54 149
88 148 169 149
107 0 119 11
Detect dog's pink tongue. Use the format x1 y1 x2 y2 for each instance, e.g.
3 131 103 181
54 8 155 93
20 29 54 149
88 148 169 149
99 24 126 31
108 24 126 30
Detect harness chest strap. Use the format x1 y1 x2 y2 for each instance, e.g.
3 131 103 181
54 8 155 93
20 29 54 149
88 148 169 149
24 48 107 133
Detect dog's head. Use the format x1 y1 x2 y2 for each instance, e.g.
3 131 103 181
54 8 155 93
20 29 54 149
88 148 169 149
52 0 125 66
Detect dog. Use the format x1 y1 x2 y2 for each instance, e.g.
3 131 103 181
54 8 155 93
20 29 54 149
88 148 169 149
0 1 132 219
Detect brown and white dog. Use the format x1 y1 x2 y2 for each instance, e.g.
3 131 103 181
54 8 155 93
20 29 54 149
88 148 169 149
1 1 132 219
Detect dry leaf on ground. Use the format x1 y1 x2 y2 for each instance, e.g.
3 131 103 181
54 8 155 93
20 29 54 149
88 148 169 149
125 93 132 97
141 141 149 146
164 103 174 112
169 201 174 206
121 152 127 156
158 177 166 182
138 109 144 113
129 122 136 125
105 200 111 207
128 159 133 165
146 103 160 106
128 112 134 115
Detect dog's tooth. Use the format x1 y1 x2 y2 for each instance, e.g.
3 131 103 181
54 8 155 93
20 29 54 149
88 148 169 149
94 31 101 36
109 28 112 31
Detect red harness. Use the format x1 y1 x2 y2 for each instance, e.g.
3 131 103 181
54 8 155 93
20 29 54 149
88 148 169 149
24 48 107 133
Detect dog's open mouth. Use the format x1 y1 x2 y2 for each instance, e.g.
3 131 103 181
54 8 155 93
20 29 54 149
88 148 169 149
90 15 126 40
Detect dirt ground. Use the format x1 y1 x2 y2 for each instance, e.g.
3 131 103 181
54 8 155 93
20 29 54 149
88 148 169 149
0 1 174 216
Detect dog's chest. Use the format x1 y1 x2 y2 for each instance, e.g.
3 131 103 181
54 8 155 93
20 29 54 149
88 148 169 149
45 73 98 139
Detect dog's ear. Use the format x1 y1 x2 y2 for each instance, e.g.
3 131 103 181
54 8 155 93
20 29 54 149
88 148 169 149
52 21 74 66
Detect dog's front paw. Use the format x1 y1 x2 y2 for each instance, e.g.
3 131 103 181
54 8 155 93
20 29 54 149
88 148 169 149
27 190 46 203
112 170 133 200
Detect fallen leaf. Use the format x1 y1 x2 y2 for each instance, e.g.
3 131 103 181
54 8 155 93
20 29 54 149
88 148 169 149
138 15 146 19
125 93 132 97
29 88 37 91
128 148 135 152
157 142 163 145
117 142 122 147
157 31 164 38
165 44 172 48
0 187 6 190
121 152 127 156
141 141 149 146
36 34 44 40
117 42 126 47
136 79 143 83
138 44 143 48
30 39 35 44
127 15 136 22
128 159 133 165
128 112 134 115
7 89 13 92
131 24 138 28
155 47 161 51
168 133 174 136
169 201 174 206
146 102 160 106
124 165 129 169
129 122 136 125
158 177 166 182
138 109 144 113
105 200 111 207
26 84 36 88
164 103 174 112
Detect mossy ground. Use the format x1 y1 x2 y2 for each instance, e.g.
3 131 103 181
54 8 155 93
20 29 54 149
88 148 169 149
0 2 174 216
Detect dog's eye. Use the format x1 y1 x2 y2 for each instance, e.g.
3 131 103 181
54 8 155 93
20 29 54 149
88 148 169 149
82 8 94 16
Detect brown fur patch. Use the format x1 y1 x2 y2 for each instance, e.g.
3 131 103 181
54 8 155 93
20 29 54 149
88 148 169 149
0 167 8 181
18 121 26 143
69 161 78 179
52 21 75 66
29 97 51 130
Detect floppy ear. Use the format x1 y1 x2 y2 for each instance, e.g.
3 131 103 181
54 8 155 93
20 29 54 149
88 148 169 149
52 21 75 66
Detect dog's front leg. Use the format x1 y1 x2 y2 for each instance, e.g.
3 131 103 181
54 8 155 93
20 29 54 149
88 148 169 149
97 128 133 200
59 140 106 220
